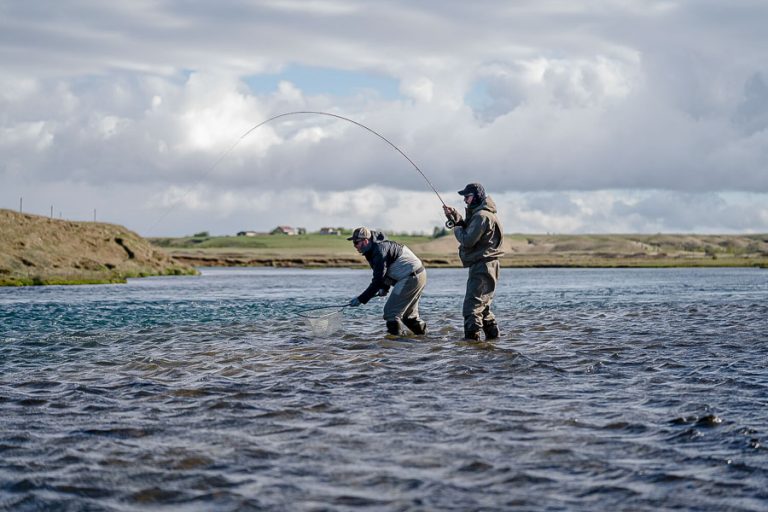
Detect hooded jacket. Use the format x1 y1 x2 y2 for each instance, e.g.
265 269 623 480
453 196 504 267
357 231 402 304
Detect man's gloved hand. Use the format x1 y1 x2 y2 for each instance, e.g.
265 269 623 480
348 297 361 307
376 288 388 297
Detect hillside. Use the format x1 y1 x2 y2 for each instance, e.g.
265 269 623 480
152 232 768 268
0 209 196 286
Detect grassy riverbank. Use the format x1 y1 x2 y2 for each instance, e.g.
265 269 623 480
3 207 765 288
1 209 197 286
151 232 768 269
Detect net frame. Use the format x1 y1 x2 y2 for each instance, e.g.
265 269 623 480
297 305 345 337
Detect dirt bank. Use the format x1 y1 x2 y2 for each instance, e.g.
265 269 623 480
0 209 197 286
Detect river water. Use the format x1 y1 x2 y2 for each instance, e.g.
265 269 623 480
1 267 767 511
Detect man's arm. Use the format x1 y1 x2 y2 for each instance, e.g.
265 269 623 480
454 213 487 248
358 251 387 304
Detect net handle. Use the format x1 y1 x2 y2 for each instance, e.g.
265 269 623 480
296 304 349 317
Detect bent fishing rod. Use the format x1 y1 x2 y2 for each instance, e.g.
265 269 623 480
149 110 456 233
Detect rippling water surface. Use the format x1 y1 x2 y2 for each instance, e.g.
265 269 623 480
1 267 767 511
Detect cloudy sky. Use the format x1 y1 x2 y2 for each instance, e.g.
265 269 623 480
2 1 767 236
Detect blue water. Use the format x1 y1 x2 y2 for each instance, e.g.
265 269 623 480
1 267 767 511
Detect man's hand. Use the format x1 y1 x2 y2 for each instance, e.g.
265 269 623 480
442 205 465 227
376 288 388 297
348 297 361 307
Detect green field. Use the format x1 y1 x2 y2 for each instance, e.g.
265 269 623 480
151 232 768 269
150 233 436 251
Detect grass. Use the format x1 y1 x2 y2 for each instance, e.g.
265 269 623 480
150 233 435 251
0 267 198 287
152 232 768 269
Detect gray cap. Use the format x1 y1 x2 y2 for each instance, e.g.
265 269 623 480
346 226 372 241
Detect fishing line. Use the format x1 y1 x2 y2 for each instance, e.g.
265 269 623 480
147 110 453 234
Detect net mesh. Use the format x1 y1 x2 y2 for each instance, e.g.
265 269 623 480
297 306 344 337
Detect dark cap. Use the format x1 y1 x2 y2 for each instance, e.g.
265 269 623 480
346 226 372 241
457 183 486 199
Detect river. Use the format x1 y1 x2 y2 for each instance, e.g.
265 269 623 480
1 267 767 511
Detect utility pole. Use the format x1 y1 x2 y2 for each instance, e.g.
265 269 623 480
19 197 22 213
93 209 97 222
50 205 53 218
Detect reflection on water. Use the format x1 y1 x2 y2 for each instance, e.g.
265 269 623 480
1 268 767 511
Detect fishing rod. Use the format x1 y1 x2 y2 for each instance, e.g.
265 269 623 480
232 111 455 227
148 110 455 233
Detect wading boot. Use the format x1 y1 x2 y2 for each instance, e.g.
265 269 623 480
386 320 404 336
482 320 500 340
403 317 427 336
463 327 481 341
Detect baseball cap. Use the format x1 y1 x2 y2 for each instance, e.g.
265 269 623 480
457 183 486 199
346 226 372 241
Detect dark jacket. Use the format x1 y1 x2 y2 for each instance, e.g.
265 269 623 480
453 196 504 266
357 231 403 304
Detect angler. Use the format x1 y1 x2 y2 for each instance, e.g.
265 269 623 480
346 227 427 337
443 183 504 341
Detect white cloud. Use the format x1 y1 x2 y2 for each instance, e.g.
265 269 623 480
1 122 54 152
260 0 359 16
400 77 434 103
2 1 768 235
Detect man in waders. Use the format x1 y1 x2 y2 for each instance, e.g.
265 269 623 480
442 183 504 341
347 227 428 336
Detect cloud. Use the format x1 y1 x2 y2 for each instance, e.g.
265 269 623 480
2 1 768 235
733 72 768 136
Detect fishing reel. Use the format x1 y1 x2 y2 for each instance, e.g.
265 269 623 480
443 207 461 229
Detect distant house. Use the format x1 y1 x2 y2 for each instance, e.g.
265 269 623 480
237 231 259 237
319 227 342 235
271 226 297 235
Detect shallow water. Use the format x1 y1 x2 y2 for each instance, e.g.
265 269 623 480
1 267 767 511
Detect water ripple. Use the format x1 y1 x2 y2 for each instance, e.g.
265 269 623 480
1 268 767 510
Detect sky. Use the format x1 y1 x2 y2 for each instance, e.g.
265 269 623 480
2 0 767 236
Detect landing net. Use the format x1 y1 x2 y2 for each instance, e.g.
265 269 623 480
297 306 344 337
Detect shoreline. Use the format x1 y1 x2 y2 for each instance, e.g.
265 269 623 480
4 215 767 286
3 252 765 288
155 232 768 271
168 251 768 270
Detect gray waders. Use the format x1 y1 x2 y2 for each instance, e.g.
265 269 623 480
383 268 427 336
462 259 500 340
